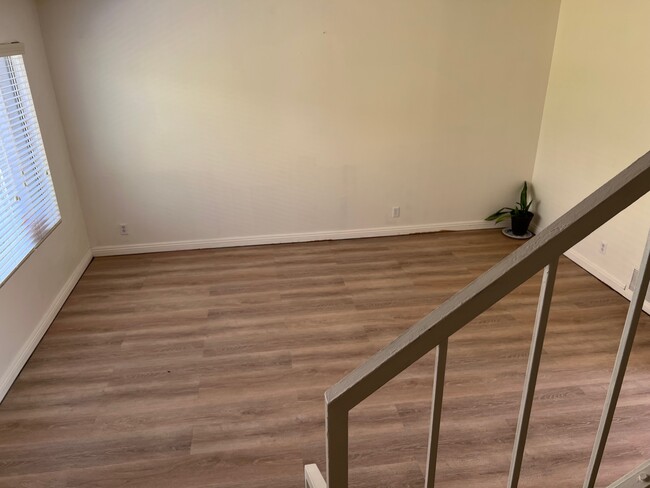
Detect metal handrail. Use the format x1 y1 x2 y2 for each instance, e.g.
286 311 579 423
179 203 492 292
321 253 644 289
305 150 650 488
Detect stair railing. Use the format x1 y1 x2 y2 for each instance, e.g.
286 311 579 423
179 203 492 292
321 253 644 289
305 150 650 488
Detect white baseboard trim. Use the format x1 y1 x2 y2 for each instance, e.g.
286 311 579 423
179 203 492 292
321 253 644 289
92 220 504 257
527 223 648 314
563 248 629 294
563 248 650 315
0 249 93 403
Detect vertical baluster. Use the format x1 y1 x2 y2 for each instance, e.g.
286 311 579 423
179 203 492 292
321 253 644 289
424 338 449 488
583 231 650 488
326 402 349 488
508 258 559 488
305 464 327 488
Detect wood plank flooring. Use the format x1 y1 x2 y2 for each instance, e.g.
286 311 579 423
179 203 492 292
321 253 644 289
1 229 649 487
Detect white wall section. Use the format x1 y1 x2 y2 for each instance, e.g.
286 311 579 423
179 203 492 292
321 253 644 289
0 0 90 401
532 0 650 311
36 0 560 251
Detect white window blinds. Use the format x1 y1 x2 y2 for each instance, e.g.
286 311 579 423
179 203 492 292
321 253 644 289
0 43 61 286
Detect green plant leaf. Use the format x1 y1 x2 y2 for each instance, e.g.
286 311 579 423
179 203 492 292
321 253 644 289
486 207 514 222
520 181 528 211
494 214 512 223
487 182 534 225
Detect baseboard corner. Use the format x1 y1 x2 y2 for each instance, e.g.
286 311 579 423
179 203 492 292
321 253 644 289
0 249 93 402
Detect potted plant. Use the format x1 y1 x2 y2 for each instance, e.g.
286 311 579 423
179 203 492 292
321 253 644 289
486 181 534 237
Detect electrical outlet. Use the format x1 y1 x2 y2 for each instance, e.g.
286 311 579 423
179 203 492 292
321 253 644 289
392 206 400 218
599 241 607 255
120 224 128 236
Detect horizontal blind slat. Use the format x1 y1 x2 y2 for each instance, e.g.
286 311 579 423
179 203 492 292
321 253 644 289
0 153 50 180
0 198 60 254
0 135 47 164
0 214 61 266
0 188 59 233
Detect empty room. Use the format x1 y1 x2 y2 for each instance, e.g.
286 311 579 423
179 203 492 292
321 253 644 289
1 0 649 487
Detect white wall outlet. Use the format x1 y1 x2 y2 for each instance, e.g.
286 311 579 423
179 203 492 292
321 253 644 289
392 206 400 218
599 241 607 255
120 224 128 235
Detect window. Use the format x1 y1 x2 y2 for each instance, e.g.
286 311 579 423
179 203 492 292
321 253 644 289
0 43 61 286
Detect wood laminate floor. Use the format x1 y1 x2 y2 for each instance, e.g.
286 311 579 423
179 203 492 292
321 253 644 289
1 230 649 487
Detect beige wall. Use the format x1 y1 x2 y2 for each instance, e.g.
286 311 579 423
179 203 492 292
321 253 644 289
0 0 90 399
36 0 560 253
532 0 650 307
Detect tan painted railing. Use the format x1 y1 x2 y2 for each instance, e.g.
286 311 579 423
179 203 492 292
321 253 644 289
305 150 650 488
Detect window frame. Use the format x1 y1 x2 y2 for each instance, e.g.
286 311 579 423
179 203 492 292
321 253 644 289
0 42 62 288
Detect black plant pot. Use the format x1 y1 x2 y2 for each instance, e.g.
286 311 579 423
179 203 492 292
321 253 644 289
511 212 534 236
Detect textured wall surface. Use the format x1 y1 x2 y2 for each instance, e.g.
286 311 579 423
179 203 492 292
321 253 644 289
37 0 560 250
532 0 650 301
